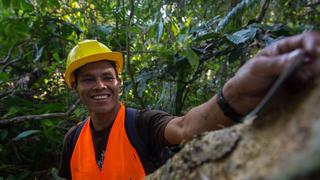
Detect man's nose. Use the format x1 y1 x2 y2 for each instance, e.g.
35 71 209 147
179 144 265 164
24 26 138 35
94 78 107 89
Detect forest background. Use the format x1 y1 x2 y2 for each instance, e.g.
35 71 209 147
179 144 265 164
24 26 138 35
0 0 319 179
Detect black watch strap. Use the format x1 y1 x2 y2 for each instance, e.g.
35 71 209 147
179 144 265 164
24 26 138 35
216 88 243 123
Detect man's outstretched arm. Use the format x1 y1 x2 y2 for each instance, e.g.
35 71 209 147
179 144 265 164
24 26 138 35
165 32 320 145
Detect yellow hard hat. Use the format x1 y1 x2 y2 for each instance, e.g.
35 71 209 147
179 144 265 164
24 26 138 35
64 40 123 88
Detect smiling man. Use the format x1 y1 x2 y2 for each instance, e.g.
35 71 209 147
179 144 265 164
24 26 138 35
59 32 320 180
75 61 121 130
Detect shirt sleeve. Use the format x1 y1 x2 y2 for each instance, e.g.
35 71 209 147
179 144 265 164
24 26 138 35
136 109 176 150
58 125 77 179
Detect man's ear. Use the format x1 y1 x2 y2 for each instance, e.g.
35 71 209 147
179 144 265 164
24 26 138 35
72 82 77 90
117 78 123 96
117 77 121 87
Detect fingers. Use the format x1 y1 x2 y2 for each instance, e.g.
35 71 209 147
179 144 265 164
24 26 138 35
259 31 320 57
249 50 304 77
292 55 320 82
251 49 320 92
303 32 320 56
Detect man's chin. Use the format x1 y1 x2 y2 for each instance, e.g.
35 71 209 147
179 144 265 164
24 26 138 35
90 108 113 114
87 100 119 113
89 104 119 114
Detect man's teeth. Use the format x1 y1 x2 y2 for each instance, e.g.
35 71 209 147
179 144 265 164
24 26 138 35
93 95 110 99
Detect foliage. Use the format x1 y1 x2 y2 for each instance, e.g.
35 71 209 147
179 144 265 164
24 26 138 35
0 0 319 179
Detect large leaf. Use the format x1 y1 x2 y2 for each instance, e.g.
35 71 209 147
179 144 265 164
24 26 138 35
2 107 19 119
171 22 179 36
13 130 41 141
34 45 45 62
215 0 258 32
20 0 33 11
51 168 63 180
194 31 223 42
0 129 8 141
1 0 10 9
225 27 257 45
0 73 10 83
185 47 199 69
96 24 113 36
158 18 164 43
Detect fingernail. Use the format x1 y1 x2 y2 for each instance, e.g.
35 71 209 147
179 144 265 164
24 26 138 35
288 49 305 60
303 57 311 63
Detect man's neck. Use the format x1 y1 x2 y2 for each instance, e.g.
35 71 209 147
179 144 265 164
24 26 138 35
90 103 120 131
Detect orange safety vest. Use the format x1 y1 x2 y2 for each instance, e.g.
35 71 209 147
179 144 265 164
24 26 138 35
70 104 146 180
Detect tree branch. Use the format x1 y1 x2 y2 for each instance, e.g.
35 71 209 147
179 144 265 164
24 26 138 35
125 0 145 108
255 0 270 23
306 1 320 7
0 90 13 100
0 99 80 126
247 0 271 25
122 50 159 54
1 50 33 72
0 46 15 65
115 0 122 50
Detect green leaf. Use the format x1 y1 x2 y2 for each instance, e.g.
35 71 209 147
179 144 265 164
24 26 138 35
13 130 41 141
41 119 54 127
194 31 223 42
40 102 65 112
20 0 34 11
215 0 258 32
53 52 60 61
3 97 34 108
0 129 8 141
3 107 19 118
1 0 10 9
96 24 113 36
225 27 257 45
17 171 30 180
51 168 63 180
185 47 199 69
5 174 15 180
11 0 20 9
47 0 60 7
171 22 179 36
34 46 45 62
157 18 163 43
0 72 10 83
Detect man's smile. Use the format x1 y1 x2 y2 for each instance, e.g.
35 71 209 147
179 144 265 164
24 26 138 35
91 92 113 101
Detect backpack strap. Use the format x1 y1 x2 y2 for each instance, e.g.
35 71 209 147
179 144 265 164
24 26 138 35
125 108 147 154
125 108 164 174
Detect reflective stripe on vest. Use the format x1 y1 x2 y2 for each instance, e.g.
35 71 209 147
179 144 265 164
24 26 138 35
70 104 146 180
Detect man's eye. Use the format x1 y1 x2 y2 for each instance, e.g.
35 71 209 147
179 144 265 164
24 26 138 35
104 76 114 81
81 78 94 82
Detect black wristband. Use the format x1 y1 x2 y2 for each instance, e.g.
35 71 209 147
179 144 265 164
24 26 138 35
216 88 243 123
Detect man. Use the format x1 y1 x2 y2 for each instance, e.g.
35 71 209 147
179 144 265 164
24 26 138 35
59 32 320 179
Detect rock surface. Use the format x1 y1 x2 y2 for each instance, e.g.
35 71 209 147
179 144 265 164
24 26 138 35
146 80 320 180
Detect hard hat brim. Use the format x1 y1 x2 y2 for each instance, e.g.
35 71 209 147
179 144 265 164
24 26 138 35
65 52 123 88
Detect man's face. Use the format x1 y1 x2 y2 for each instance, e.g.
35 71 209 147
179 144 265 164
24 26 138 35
75 61 120 115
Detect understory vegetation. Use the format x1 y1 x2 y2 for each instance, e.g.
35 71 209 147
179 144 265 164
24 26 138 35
0 0 319 179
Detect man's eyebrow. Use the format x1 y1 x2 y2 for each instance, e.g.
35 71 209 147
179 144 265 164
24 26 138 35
78 73 94 78
79 70 114 77
102 72 114 76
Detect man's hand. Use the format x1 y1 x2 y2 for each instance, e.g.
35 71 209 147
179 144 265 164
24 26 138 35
223 32 320 115
165 32 320 145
